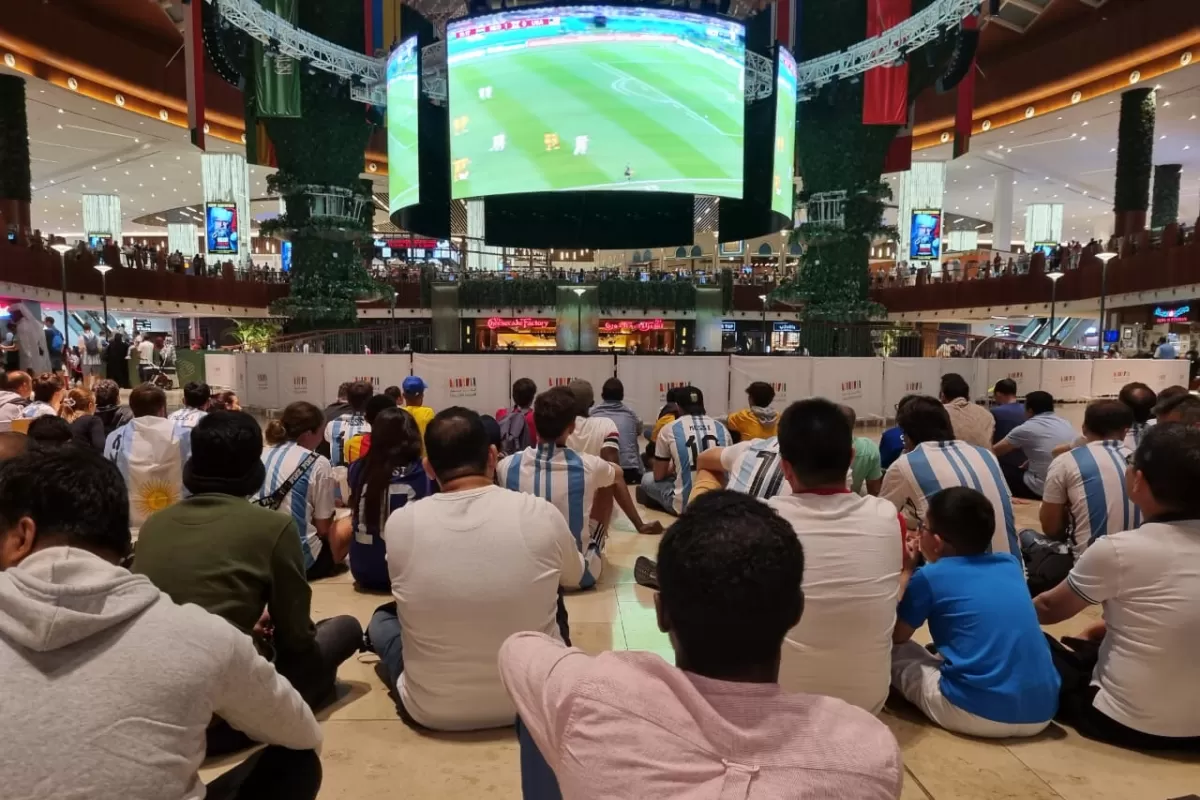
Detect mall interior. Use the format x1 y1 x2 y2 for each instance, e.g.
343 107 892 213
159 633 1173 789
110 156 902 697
0 0 1198 797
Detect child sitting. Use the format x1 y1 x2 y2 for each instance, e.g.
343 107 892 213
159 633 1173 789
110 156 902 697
891 486 1060 737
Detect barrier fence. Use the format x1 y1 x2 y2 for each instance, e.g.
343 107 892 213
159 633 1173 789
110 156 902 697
206 353 1190 423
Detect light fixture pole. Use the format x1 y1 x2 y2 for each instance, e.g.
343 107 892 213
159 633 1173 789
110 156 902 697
571 286 586 353
1095 252 1117 355
94 264 112 334
1045 269 1064 354
758 294 768 353
50 243 73 338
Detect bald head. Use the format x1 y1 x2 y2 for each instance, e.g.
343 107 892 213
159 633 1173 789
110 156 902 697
0 432 31 462
4 371 31 399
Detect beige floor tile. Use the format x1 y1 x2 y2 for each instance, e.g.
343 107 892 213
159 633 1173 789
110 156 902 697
1006 732 1200 800
562 587 619 623
619 601 671 652
901 769 934 800
569 621 626 654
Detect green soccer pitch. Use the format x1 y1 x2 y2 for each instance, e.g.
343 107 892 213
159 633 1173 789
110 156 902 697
388 70 420 214
448 40 744 199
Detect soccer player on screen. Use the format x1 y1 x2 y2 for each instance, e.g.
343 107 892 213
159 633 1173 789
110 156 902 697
544 132 561 151
624 164 634 181
573 135 589 156
491 134 507 152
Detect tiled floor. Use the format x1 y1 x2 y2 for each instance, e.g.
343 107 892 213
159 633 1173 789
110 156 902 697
200 407 1200 798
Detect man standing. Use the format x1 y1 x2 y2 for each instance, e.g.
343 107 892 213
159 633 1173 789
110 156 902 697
992 391 1076 500
43 315 64 376
1153 336 1178 360
77 323 103 389
936 338 955 358
939 373 994 448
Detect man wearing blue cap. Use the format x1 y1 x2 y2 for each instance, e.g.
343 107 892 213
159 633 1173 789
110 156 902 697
401 376 435 453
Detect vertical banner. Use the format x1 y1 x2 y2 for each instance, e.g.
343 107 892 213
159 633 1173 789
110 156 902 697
953 14 979 159
1040 360 1092 402
984 360 1042 401
863 0 910 125
323 355 412 401
509 355 616 410
183 0 206 150
275 354 327 407
616 355 731 424
810 358 886 421
204 352 238 390
882 358 942 417
244 353 280 409
254 0 301 117
413 354 513 415
728 356 814 412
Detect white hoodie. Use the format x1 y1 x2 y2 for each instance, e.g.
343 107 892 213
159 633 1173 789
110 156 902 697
0 389 28 424
0 547 322 800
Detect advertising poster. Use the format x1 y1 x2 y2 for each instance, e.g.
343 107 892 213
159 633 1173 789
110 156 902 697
413 354 512 415
909 210 941 260
206 202 239 255
809 357 885 421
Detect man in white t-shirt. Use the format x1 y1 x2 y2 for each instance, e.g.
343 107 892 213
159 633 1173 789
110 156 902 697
638 386 730 515
366 407 585 731
166 381 210 429
565 379 619 460
135 335 156 384
766 398 903 714
1034 423 1200 750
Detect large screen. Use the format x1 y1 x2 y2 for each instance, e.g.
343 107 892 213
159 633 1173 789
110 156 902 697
387 36 421 214
909 210 941 260
447 6 745 199
205 203 238 255
771 46 797 219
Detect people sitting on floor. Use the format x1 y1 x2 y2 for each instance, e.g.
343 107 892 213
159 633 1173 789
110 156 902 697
94 378 133 435
366 407 584 731
880 396 1019 560
27 415 73 448
1118 381 1157 450
939 373 993 448
347 407 432 592
1153 391 1200 425
878 395 919 471
255 401 348 581
324 380 372 468
723 381 779 442
500 386 661 589
989 378 1028 486
496 377 538 455
0 447 324 799
323 382 352 423
21 372 63 419
590 377 643 484
1034 423 1200 751
638 386 730 515
344 394 399 464
167 380 210 429
103 383 191 530
135 411 362 755
694 432 789 502
499 490 904 799
892 486 1060 738
767 399 903 714
1021 400 1138 596
565 379 620 461
992 391 1076 500
841 404 883 495
0 370 31 424
398 376 435 452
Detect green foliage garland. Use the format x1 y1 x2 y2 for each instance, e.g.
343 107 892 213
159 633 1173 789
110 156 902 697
0 75 31 205
1115 89 1155 213
459 278 558 309
597 279 696 311
1150 163 1181 229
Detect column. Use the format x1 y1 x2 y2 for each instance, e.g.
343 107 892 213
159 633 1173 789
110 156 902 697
1024 204 1064 247
991 166 1014 252
466 199 501 271
897 161 947 274
554 286 597 351
1113 88 1155 237
1151 164 1182 229
201 152 251 267
82 194 122 241
0 75 31 243
168 222 198 259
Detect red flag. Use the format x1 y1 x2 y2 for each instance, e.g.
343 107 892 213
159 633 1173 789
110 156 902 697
183 0 206 150
883 102 915 173
863 0 910 125
953 14 979 159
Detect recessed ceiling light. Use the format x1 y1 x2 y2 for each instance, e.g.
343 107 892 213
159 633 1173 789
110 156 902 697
1110 147 1116 152
1160 135 1167 140
1081 121 1088 126
57 108 63 114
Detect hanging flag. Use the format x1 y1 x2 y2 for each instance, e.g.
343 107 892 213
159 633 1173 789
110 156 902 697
863 0 911 125
183 0 206 150
367 0 404 56
770 0 797 50
883 102 915 173
254 0 301 117
953 14 979 159
105 417 190 530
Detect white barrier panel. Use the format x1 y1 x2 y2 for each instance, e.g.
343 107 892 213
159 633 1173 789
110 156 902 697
728 356 814 411
616 355 730 423
275 354 327 407
509 355 616 406
1140 359 1190 394
204 353 238 391
938 359 989 401
414 354 512 415
882 359 943 416
985 361 1043 401
810 358 885 420
234 353 248 400
323 355 412 401
1041 360 1092 402
1090 360 1138 397
244 353 280 409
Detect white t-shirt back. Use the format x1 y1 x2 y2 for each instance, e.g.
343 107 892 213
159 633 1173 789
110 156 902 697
566 416 619 458
769 492 903 714
383 485 584 730
1066 520 1200 737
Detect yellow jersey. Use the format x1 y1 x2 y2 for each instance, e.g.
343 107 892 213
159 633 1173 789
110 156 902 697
725 408 778 441
401 404 436 453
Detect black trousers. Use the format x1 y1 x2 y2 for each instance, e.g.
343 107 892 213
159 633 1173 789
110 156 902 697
622 467 642 486
204 746 321 800
1047 634 1200 751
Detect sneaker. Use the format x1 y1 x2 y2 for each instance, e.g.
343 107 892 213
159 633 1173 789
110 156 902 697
634 556 659 590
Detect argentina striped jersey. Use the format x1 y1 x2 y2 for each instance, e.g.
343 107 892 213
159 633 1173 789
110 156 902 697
1042 439 1141 556
253 441 336 569
720 437 791 500
498 443 618 551
654 414 730 514
324 412 370 468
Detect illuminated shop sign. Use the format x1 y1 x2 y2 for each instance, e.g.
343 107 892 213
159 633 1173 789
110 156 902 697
773 322 799 332
486 317 552 329
1154 305 1190 324
601 319 666 332
721 320 737 332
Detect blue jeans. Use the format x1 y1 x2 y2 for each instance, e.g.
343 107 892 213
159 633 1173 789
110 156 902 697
367 604 404 696
638 471 676 515
516 716 562 800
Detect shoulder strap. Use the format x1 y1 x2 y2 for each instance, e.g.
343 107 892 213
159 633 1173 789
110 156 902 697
255 450 320 511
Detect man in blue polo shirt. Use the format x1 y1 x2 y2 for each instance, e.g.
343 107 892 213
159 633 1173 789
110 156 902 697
990 379 1028 495
993 390 1075 499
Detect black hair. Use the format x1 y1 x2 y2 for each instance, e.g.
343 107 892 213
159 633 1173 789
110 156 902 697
425 407 490 481
926 487 995 556
1153 385 1189 416
533 386 577 441
994 378 1018 397
0 447 131 559
336 382 351 401
364 393 398 425
594 377 620 404
1024 390 1055 415
383 385 402 402
26 415 72 448
1118 382 1157 424
1155 393 1200 426
838 404 857 428
32 372 63 403
896 396 955 445
129 383 166 417
185 411 266 497
746 381 775 408
676 386 705 415
656 490 804 677
777 398 853 486
347 380 374 411
352 407 423 529
939 373 970 401
182 381 211 410
1132 423 1200 517
1083 400 1134 439
93 378 120 408
512 377 537 408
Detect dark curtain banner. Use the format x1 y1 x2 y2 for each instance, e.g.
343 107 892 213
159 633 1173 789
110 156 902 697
862 0 909 125
254 0 301 118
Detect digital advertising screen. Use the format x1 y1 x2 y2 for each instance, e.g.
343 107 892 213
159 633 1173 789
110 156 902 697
86 234 109 250
771 46 797 219
387 36 421 214
909 210 941 260
281 240 292 272
1032 241 1057 259
447 5 745 199
205 203 239 255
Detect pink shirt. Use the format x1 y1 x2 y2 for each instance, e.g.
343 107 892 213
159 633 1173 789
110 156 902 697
499 633 904 799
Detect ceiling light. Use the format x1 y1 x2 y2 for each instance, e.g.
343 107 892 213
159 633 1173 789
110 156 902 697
1160 135 1167 140
57 108 63 114
1081 121 1088 126
1080 136 1087 141
1164 101 1171 107
56 124 62 130
1110 147 1116 152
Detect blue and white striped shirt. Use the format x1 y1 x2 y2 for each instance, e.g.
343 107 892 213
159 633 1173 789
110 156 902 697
654 415 731 514
253 441 336 569
720 436 791 500
167 406 206 429
324 412 370 468
1042 439 1140 556
498 442 618 552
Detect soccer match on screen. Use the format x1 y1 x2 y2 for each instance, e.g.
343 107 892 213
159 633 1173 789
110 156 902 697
386 36 420 214
446 5 746 200
771 47 797 219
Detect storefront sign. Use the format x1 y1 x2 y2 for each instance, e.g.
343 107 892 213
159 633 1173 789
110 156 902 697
486 316 552 330
379 237 440 250
773 321 799 333
1154 305 1190 324
602 319 666 333
721 320 737 332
